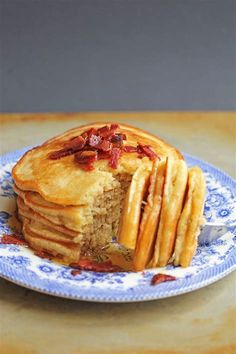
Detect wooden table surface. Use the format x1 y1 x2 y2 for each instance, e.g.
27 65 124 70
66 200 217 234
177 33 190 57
0 112 235 354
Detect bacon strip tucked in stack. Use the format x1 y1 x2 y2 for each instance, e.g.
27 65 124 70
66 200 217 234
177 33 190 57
118 157 206 270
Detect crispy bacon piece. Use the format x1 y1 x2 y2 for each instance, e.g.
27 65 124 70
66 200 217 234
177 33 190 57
75 150 98 164
110 133 126 147
97 125 110 138
1 234 28 246
49 124 157 170
49 148 75 160
109 148 122 169
70 259 123 272
75 150 98 171
122 145 137 153
64 136 86 150
96 139 112 151
49 136 86 160
137 144 159 161
81 128 98 141
89 135 112 151
97 124 120 138
120 133 127 140
151 273 176 286
97 150 111 160
110 123 120 130
69 135 79 141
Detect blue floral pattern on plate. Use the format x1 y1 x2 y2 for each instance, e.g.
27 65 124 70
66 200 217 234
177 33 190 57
0 148 235 302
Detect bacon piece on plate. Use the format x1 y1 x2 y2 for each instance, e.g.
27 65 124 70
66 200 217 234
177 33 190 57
151 273 176 285
1 234 28 246
70 259 123 272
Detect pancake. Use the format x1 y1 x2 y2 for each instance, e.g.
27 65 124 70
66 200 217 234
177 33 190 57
118 162 151 249
14 184 124 233
16 192 121 251
22 217 77 244
17 196 79 238
173 167 206 267
12 123 182 206
151 158 188 267
133 159 166 271
22 219 81 262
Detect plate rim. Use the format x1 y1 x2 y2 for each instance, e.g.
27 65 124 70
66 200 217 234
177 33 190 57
0 250 235 303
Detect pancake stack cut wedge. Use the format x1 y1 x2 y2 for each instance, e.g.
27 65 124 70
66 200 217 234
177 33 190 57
121 157 205 271
12 122 182 264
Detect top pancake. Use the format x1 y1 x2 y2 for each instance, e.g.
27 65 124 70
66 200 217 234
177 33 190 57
12 122 182 206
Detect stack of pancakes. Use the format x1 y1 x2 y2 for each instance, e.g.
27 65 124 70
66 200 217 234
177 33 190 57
14 183 123 262
12 123 181 264
12 122 205 269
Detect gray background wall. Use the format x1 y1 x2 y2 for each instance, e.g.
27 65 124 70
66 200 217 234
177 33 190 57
1 0 235 112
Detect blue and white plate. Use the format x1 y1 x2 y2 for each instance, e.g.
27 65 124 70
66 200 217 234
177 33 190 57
0 148 235 302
